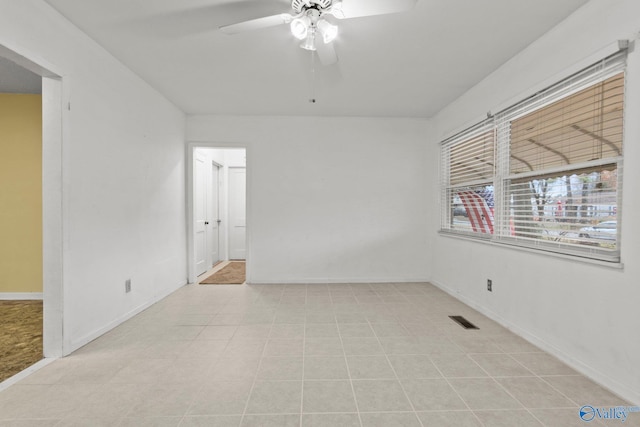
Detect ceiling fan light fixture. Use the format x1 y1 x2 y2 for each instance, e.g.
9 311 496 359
300 29 317 51
317 19 338 44
290 16 310 40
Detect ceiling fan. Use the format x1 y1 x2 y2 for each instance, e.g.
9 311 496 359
219 0 417 66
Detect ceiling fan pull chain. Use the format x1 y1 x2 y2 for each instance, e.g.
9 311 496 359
309 50 317 104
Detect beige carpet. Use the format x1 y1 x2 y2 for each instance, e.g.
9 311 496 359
200 261 246 285
0 300 43 382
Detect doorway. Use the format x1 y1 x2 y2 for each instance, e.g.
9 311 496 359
0 43 64 384
194 153 223 276
188 146 248 283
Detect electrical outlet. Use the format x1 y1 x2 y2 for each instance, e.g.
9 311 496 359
125 279 131 293
487 279 492 292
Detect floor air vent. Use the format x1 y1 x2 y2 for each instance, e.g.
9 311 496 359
449 315 479 330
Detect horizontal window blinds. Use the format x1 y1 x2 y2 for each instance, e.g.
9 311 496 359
449 129 495 186
509 73 624 175
440 50 626 262
441 121 495 236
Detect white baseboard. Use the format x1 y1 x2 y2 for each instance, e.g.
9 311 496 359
430 279 640 406
0 358 57 393
249 277 430 285
0 292 43 300
65 282 187 355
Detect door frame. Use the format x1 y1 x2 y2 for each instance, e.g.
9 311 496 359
193 151 209 276
186 143 250 284
227 166 247 261
0 43 65 358
207 160 222 268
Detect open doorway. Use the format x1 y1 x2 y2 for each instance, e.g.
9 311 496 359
0 44 64 387
0 57 43 382
188 146 248 284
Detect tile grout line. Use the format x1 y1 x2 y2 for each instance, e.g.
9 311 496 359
132 299 228 427
333 287 365 427
487 376 549 426
481 349 595 423
237 288 280 426
467 351 550 426
500 352 585 425
419 336 487 426
366 288 473 427
533 369 594 426
299 286 307 427
535 370 584 408
368 305 427 427
367 285 419 421
168 322 211 427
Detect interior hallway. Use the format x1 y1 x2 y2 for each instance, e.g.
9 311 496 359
0 282 633 427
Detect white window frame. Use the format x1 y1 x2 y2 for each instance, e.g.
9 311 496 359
440 120 495 238
439 50 627 263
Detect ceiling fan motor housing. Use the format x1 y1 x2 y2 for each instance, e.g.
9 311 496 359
292 0 333 14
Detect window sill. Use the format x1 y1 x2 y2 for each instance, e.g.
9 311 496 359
438 230 624 270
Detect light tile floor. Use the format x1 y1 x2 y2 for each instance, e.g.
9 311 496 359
0 282 637 427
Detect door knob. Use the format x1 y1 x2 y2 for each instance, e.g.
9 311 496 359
204 221 209 225
217 219 222 224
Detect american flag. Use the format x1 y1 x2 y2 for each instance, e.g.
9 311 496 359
476 188 494 208
457 189 494 234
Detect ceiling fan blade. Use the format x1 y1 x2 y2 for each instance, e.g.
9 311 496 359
333 0 416 19
316 41 338 66
219 13 292 35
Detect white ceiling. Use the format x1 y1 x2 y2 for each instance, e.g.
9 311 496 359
43 0 588 118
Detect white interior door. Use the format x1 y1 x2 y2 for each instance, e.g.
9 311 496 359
208 163 221 266
228 167 246 260
194 153 208 275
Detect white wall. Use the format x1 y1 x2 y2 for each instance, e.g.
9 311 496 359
431 0 640 404
188 116 431 284
0 0 187 354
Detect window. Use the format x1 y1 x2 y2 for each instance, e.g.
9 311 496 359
441 123 496 236
440 51 626 262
